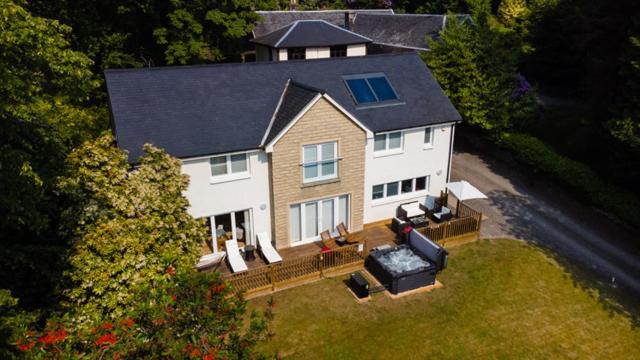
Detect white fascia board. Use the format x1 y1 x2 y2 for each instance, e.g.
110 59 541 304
260 79 291 147
265 93 323 153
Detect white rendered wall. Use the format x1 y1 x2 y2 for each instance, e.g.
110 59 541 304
306 47 330 59
363 124 455 223
181 150 272 246
347 44 367 57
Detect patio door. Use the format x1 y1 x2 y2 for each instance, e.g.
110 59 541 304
289 195 349 246
209 209 253 253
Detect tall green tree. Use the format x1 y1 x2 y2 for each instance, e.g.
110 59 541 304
424 13 535 132
57 134 208 320
28 0 282 69
0 0 103 242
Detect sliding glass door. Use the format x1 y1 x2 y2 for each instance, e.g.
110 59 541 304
209 209 253 253
289 195 349 245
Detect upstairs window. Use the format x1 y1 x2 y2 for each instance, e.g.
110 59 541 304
330 45 347 58
374 131 402 152
343 73 399 105
302 142 338 183
287 47 306 60
210 153 249 178
424 127 434 148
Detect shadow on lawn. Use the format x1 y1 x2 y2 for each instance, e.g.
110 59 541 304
485 183 640 330
453 134 640 330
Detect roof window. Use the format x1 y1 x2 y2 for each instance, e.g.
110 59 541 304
343 73 399 105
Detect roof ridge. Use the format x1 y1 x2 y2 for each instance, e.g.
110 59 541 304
256 9 394 14
103 52 418 74
273 20 300 47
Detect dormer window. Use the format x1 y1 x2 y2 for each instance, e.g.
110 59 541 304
343 73 400 105
287 47 306 60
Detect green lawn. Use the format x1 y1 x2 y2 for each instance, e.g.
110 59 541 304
250 239 640 359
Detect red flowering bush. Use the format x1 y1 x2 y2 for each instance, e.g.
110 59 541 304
15 271 272 359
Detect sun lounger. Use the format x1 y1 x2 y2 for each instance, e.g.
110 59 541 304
257 232 282 264
225 239 248 273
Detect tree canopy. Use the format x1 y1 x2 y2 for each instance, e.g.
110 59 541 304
58 134 208 320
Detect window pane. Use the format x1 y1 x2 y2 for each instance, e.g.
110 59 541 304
210 156 227 176
338 195 349 227
368 76 398 101
321 199 334 233
321 142 335 160
321 160 336 177
374 134 386 151
304 202 317 238
415 177 426 191
401 179 413 193
345 78 376 104
424 128 432 144
304 164 318 180
372 185 384 199
290 205 301 243
386 182 399 196
303 145 317 163
388 132 402 149
230 153 247 173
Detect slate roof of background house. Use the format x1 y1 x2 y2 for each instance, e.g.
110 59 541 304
105 52 461 161
254 9 394 37
263 81 323 145
251 20 371 48
352 13 471 51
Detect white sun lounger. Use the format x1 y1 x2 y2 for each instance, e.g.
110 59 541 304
257 232 282 264
195 252 226 270
225 239 248 273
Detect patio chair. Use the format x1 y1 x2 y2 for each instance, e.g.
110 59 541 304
321 230 343 248
225 239 248 273
257 232 282 264
336 222 358 245
433 206 452 223
421 195 441 214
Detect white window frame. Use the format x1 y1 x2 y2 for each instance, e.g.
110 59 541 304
208 208 254 253
373 131 403 156
302 141 339 184
290 195 350 246
424 126 434 149
371 176 430 204
209 152 250 184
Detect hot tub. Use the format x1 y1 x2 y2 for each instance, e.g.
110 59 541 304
367 245 437 294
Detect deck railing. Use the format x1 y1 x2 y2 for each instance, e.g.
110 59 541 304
423 201 482 245
224 242 365 296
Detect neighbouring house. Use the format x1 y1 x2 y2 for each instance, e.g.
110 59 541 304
105 25 462 265
253 10 472 55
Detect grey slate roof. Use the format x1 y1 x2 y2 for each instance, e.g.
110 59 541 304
254 9 394 37
251 20 371 48
105 52 461 161
352 14 471 51
263 81 323 145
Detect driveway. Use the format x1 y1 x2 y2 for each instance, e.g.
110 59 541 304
450 146 640 296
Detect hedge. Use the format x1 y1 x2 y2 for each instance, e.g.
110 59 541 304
499 132 640 230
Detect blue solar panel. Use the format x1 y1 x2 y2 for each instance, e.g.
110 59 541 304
345 78 376 104
368 76 398 101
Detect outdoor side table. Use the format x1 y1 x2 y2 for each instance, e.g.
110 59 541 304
244 245 256 261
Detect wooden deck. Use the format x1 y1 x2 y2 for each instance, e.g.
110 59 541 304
212 221 399 275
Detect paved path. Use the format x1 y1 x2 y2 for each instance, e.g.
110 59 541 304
450 148 640 296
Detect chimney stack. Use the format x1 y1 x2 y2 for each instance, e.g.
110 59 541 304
344 11 350 30
289 0 298 11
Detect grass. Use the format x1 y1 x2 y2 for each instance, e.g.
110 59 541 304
250 239 640 359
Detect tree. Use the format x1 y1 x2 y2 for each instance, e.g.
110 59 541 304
57 134 208 320
0 1 103 242
28 0 283 68
424 12 535 133
15 272 274 359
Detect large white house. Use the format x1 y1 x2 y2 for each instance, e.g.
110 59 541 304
105 21 461 263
